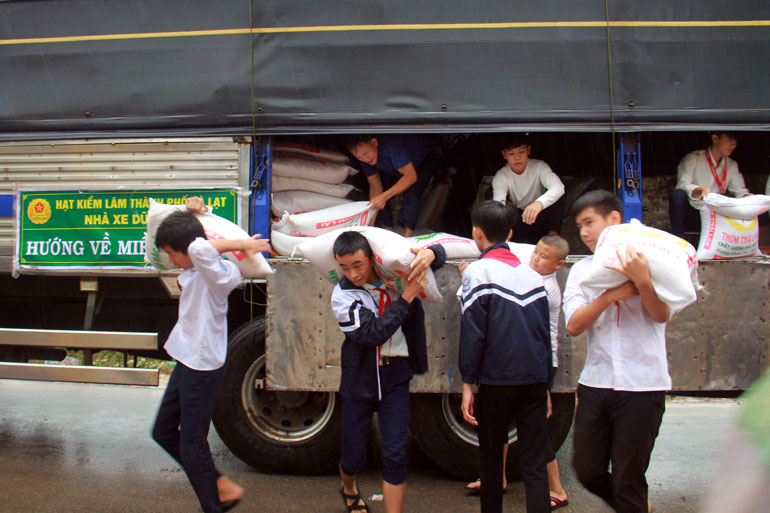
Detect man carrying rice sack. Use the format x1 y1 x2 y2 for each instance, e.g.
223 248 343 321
329 230 446 513
346 134 443 238
670 131 752 238
564 191 677 513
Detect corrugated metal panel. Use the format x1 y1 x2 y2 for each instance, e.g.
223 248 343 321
0 137 249 271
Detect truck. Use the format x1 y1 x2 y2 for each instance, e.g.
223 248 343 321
1 0 769 481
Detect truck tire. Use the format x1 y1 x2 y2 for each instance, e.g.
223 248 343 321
410 392 576 481
213 318 342 474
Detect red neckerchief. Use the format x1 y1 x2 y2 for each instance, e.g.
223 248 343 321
705 149 727 194
372 283 392 360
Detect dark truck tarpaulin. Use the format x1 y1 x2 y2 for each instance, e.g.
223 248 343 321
1 0 769 139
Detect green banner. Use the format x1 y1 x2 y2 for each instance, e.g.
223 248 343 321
17 189 239 269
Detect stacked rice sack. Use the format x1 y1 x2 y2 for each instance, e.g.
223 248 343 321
270 142 357 217
270 142 371 256
298 226 443 302
580 219 699 315
696 193 770 260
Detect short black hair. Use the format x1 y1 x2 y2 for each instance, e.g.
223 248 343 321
571 190 624 219
501 133 530 151
709 131 740 141
538 234 570 260
155 210 206 254
333 230 373 259
472 200 515 244
345 134 378 151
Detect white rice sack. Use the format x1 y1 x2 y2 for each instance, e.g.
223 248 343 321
507 242 536 264
272 201 375 237
272 152 353 184
298 226 443 302
145 199 273 277
273 141 349 164
407 232 480 260
270 230 306 257
271 175 355 198
697 207 760 260
271 190 353 217
703 193 770 220
580 219 698 315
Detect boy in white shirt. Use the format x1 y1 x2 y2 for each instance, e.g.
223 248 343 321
151 197 270 513
670 132 750 237
491 134 565 244
563 190 670 513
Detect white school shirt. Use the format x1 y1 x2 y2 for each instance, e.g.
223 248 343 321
363 281 409 357
164 238 242 371
562 256 671 392
491 158 565 210
676 148 749 209
543 273 561 367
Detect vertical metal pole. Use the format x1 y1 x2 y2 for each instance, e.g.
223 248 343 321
82 291 97 366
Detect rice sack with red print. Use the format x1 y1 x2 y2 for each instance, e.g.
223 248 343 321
146 198 272 277
580 219 699 316
298 226 443 302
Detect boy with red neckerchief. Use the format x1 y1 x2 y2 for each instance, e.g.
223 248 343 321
670 131 751 237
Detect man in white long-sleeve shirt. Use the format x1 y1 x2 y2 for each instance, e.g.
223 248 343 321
670 132 751 237
491 134 565 244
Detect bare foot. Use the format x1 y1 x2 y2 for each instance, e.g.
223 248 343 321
217 475 244 503
463 478 507 493
648 500 654 513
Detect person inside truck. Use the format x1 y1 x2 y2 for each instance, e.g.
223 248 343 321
669 131 751 238
151 196 270 513
331 230 446 513
463 234 570 510
458 200 552 513
346 134 443 237
491 133 566 244
564 190 670 513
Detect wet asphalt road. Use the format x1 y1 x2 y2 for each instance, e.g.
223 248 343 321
0 378 737 513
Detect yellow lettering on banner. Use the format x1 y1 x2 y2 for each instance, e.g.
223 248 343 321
106 197 127 209
84 212 110 225
207 197 224 208
130 198 150 209
112 214 128 225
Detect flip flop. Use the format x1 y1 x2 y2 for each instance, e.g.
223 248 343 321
551 496 569 510
339 485 370 513
221 499 240 512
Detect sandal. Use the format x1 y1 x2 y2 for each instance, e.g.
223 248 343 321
339 485 370 513
550 496 569 510
221 499 240 512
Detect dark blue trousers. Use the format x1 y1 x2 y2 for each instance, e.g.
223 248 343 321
152 362 225 513
377 149 443 230
669 189 701 237
339 359 413 485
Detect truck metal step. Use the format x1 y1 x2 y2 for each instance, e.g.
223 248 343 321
0 328 157 351
0 362 159 386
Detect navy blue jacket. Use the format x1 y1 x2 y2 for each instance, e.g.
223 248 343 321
331 245 446 401
459 242 551 388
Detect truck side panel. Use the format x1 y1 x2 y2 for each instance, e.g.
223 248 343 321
266 259 770 393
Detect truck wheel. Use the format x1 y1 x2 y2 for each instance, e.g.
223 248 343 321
410 392 575 481
213 318 342 474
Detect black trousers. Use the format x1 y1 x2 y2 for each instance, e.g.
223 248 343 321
152 362 225 513
477 383 550 513
511 194 566 244
573 385 666 513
